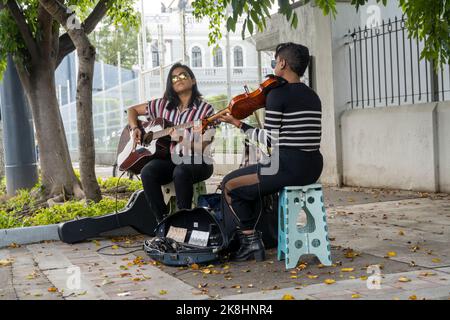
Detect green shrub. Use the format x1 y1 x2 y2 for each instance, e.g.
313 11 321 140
0 210 22 229
97 176 142 192
26 197 127 226
0 177 6 196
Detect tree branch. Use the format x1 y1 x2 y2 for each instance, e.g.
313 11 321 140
56 0 111 67
5 0 40 62
37 3 54 57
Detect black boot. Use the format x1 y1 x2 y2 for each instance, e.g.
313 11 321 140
232 231 265 262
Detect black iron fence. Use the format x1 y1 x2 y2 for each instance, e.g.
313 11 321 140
345 16 450 109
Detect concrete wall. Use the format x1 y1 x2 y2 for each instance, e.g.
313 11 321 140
341 102 449 192
438 101 450 192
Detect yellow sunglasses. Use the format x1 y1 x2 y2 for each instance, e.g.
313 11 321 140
171 72 190 83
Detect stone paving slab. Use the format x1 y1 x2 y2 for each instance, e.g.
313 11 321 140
222 269 450 300
328 198 450 268
11 239 208 300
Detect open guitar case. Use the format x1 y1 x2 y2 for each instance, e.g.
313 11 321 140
143 202 232 266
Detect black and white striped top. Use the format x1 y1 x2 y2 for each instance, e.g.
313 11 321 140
241 82 322 151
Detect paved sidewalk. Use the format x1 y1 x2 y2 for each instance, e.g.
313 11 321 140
0 177 449 300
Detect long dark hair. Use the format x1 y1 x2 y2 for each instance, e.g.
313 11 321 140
163 62 203 110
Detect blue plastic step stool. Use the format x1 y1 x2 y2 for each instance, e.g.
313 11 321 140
277 184 332 269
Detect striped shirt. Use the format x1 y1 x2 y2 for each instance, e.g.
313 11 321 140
146 97 215 155
146 97 214 125
241 82 322 151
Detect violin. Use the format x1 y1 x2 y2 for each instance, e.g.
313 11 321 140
201 74 287 132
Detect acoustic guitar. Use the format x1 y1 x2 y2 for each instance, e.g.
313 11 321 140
116 117 202 175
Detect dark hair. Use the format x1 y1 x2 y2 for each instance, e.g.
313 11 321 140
163 62 202 110
275 42 310 77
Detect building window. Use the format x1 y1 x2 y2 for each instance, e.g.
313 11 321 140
191 46 202 67
151 43 159 67
212 47 223 67
233 46 243 67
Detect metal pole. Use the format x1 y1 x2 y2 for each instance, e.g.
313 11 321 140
101 60 107 146
0 56 38 194
430 59 439 102
118 52 124 128
158 24 166 95
140 0 148 70
180 6 188 65
225 6 232 101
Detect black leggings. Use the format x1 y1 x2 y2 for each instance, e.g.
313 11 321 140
221 149 323 230
141 158 213 222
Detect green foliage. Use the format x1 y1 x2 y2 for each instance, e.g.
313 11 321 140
97 176 142 193
192 0 450 66
0 177 6 195
89 16 140 69
0 0 140 79
399 0 450 67
0 175 131 229
26 197 127 227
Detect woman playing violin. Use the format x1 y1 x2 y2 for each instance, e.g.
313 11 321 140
127 63 215 223
218 43 323 262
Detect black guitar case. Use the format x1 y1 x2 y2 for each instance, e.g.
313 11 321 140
58 190 157 244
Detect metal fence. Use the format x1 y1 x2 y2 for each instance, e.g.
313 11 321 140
345 16 450 109
60 64 268 156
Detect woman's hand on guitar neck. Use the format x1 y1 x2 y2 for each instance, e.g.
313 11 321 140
132 127 142 145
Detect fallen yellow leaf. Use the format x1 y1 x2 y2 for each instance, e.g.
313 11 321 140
387 251 397 257
202 269 211 274
282 294 295 300
0 259 14 266
409 295 417 300
431 258 441 263
159 290 168 295
324 279 336 285
111 245 119 250
351 294 361 299
307 275 319 279
360 276 368 281
47 287 58 293
290 275 299 279
341 268 355 272
398 277 411 282
191 264 200 270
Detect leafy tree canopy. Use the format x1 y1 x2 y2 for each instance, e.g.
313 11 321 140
192 0 449 66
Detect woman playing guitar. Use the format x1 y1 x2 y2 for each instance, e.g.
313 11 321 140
218 43 324 262
127 63 215 223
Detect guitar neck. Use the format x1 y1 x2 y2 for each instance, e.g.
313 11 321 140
152 121 195 140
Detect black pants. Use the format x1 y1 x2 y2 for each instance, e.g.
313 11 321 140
221 148 323 230
141 158 214 222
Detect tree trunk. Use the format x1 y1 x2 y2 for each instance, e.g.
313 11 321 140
74 42 102 202
18 63 84 199
37 0 102 202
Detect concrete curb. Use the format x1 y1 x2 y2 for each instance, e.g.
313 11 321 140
0 224 60 248
0 224 142 248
